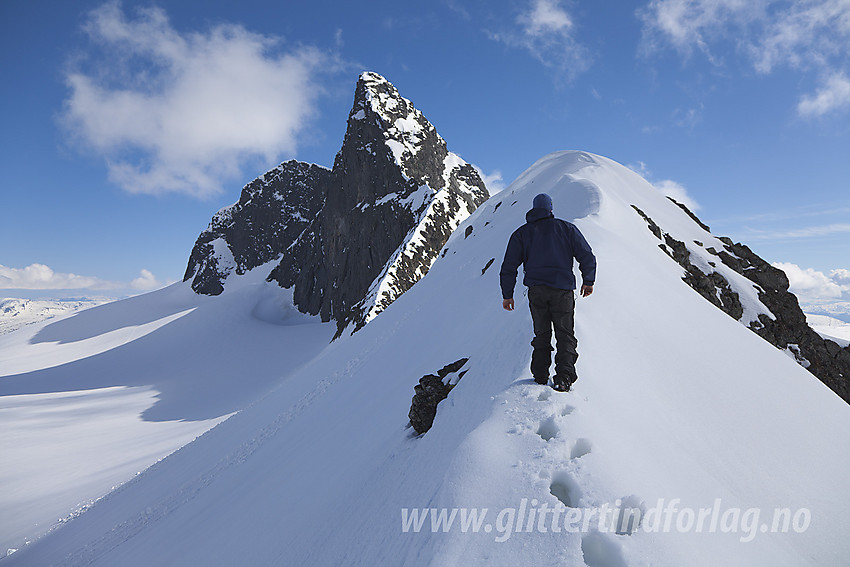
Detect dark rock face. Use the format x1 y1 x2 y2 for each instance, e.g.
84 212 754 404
184 72 489 335
633 202 850 403
183 162 330 296
662 229 745 322
409 358 469 435
667 196 711 232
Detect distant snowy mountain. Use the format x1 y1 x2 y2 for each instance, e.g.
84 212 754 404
184 72 489 335
801 300 850 323
0 297 107 335
5 151 849 566
806 313 850 347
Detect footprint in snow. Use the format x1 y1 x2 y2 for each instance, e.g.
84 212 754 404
581 530 627 567
611 495 645 536
536 415 560 441
570 438 592 459
549 471 581 508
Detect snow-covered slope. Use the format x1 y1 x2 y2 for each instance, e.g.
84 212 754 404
0 268 334 556
5 152 850 566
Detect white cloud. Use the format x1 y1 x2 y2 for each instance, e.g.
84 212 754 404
749 223 850 239
639 0 850 117
772 262 850 301
673 105 703 129
626 161 701 210
627 160 652 178
830 268 850 286
640 0 850 69
446 0 472 20
713 204 850 225
62 2 334 198
654 179 701 211
473 165 506 194
0 263 166 293
639 0 755 60
797 73 850 117
489 0 590 79
130 269 163 291
521 0 574 37
751 0 850 74
0 263 110 290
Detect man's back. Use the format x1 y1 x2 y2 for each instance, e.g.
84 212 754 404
500 207 596 298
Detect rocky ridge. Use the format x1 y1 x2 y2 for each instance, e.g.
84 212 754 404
633 199 850 402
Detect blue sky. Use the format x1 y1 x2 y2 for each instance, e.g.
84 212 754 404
1 0 849 304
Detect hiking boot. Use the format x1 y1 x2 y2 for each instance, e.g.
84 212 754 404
552 381 570 392
555 373 577 387
534 375 549 385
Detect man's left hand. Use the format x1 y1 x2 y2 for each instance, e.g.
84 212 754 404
580 285 594 297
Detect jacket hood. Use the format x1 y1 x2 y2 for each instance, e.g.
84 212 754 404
526 207 554 223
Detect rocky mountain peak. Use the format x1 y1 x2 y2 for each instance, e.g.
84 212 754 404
183 72 489 336
341 72 447 188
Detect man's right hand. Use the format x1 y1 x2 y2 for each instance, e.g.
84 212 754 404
502 298 514 311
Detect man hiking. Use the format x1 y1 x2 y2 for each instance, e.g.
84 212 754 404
500 193 597 392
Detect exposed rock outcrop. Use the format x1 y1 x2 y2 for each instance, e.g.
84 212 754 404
409 358 469 435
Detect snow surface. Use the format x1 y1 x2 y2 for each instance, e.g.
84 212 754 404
0 267 334 556
0 307 193 377
0 386 223 556
4 151 850 566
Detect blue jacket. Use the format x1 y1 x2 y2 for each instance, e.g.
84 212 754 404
499 208 596 299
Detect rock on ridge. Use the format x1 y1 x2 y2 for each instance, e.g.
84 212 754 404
408 358 469 435
183 72 489 336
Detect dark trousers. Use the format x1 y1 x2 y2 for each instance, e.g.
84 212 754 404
528 285 578 386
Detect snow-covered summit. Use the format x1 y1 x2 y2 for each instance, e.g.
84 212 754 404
184 72 488 334
7 150 850 566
